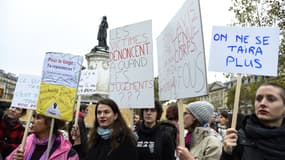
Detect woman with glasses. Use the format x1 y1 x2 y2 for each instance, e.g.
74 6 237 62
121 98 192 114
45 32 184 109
177 101 222 160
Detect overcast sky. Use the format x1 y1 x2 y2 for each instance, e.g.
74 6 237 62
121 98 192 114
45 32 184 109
0 0 234 82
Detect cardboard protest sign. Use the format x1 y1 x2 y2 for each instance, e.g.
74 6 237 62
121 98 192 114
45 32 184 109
208 26 280 76
11 74 41 110
109 20 154 108
157 0 208 100
77 70 98 95
37 52 83 121
209 26 280 130
11 74 41 151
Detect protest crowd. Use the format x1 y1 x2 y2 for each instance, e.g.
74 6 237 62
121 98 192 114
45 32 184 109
0 82 284 160
1 1 284 159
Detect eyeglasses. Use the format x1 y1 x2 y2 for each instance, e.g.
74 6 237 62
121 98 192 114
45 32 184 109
183 112 192 116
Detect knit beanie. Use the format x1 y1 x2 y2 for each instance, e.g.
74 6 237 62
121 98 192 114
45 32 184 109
186 101 214 125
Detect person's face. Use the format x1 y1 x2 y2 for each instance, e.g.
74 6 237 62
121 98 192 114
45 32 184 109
30 113 50 135
183 109 196 130
7 106 24 120
166 108 177 122
143 108 157 127
134 115 140 124
209 114 216 123
255 85 285 127
219 115 228 126
81 108 88 117
97 104 118 128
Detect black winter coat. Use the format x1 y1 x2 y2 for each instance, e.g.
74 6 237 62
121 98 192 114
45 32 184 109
136 122 176 160
221 114 285 160
83 138 137 160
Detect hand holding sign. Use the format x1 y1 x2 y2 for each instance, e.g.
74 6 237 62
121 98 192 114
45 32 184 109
209 26 280 130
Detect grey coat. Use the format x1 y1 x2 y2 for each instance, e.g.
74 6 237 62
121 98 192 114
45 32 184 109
189 127 222 160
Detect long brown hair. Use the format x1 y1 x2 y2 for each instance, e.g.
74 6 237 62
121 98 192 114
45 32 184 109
88 98 136 150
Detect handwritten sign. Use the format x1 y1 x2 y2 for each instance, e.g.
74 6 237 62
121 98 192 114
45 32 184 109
208 26 280 76
77 70 98 95
109 20 154 108
41 52 83 88
37 52 83 121
157 0 208 100
11 74 41 110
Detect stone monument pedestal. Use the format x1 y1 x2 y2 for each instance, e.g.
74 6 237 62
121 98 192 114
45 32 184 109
82 48 110 103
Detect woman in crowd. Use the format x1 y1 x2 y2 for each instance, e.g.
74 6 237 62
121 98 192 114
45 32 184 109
217 111 229 142
221 82 285 160
177 101 222 160
0 106 26 159
6 111 78 160
71 98 137 160
166 103 180 146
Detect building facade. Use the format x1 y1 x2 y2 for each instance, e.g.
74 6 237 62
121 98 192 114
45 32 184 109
0 69 17 107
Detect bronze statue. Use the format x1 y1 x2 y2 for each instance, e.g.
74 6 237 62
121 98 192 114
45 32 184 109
97 16 108 50
91 16 109 53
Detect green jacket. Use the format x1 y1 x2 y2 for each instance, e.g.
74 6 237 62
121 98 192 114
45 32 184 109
189 127 222 160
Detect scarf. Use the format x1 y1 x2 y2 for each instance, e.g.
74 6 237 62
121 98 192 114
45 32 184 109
245 115 285 160
97 127 112 140
26 134 58 160
184 131 192 149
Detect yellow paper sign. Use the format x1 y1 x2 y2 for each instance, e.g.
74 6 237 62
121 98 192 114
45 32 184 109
37 82 76 121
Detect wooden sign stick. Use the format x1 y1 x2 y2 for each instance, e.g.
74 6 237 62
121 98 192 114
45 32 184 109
45 118 55 160
178 100 185 147
19 110 33 152
231 74 242 129
72 95 81 140
130 109 134 130
74 95 81 127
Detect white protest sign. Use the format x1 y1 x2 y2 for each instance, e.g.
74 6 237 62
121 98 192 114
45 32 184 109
11 74 41 110
157 0 208 100
77 70 98 95
109 20 154 108
41 52 83 88
37 52 83 121
208 26 280 76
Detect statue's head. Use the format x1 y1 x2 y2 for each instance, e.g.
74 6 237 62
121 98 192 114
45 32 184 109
103 16 107 20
